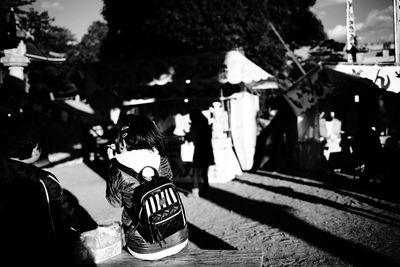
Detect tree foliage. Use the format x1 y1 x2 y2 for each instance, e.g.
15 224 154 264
0 0 35 49
70 21 108 65
0 0 79 97
27 12 76 53
101 0 326 73
0 0 76 53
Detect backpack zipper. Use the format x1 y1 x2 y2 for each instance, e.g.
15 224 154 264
152 208 182 225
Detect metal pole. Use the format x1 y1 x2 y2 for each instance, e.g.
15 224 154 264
346 0 357 63
394 0 400 64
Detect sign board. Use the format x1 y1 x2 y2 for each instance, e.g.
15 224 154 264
331 64 400 93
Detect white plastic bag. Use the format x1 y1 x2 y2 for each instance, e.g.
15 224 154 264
181 141 194 162
80 223 123 263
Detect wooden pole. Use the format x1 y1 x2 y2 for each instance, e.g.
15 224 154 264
268 22 306 75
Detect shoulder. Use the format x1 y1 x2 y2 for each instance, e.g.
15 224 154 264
159 156 171 167
108 159 141 187
109 159 122 176
159 156 173 180
38 169 62 195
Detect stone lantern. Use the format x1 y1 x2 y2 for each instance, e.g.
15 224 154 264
1 41 30 83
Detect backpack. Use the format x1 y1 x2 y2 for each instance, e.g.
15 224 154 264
112 159 187 245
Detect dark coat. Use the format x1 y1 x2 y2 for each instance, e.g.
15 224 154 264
188 111 214 168
0 158 78 230
0 158 93 266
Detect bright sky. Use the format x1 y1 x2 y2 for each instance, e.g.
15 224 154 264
27 0 394 45
312 0 394 44
29 0 103 41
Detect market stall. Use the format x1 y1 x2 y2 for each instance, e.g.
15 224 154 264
82 50 278 183
282 63 386 174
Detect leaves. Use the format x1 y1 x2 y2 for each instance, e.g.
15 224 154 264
100 0 326 75
70 21 108 65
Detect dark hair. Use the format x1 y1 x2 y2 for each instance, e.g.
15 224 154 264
0 113 41 160
117 114 166 154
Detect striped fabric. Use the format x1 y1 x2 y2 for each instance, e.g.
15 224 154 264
144 186 178 217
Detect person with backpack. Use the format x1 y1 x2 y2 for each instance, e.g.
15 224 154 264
0 113 96 267
106 113 189 261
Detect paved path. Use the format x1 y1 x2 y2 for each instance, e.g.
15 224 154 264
49 160 122 225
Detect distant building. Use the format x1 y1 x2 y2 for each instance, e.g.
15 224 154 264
356 42 395 64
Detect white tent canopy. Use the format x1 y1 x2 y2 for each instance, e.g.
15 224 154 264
217 50 275 84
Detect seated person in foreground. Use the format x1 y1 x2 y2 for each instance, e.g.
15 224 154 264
106 114 188 261
0 113 96 267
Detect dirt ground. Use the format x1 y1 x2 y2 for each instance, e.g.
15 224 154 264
50 160 400 267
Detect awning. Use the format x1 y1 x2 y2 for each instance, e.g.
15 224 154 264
217 50 274 84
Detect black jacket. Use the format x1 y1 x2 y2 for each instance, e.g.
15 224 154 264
0 158 78 231
0 158 98 266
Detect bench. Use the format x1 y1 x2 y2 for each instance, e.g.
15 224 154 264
98 249 263 267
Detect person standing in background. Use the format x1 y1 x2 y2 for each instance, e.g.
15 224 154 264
187 111 214 196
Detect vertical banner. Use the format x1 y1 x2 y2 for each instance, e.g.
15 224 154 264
283 64 335 116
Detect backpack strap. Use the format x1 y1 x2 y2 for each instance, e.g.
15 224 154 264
38 179 55 233
111 158 141 181
110 158 157 184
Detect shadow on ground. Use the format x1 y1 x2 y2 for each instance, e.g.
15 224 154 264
234 177 400 228
254 170 400 211
201 186 399 266
63 189 99 232
187 222 236 250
